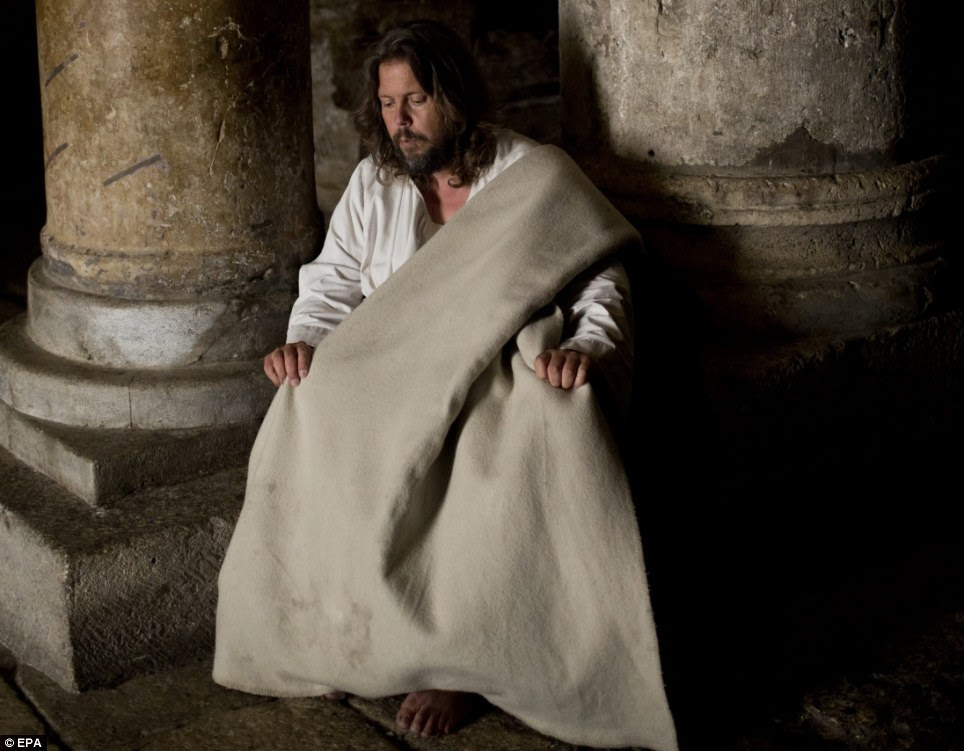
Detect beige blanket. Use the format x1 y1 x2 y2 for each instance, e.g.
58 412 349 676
213 145 678 751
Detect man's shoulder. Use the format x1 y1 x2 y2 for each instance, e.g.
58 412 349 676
470 130 540 192
491 130 539 172
348 155 384 189
341 155 410 206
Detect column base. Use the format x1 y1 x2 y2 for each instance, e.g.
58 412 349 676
0 313 273 502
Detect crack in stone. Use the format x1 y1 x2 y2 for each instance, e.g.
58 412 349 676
44 53 79 86
44 143 69 171
103 154 167 187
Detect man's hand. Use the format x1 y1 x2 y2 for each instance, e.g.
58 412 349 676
534 349 592 389
264 341 314 387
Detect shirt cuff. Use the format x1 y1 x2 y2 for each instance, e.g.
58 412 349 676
286 325 330 349
558 335 617 361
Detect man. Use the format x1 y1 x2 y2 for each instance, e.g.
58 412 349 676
264 22 632 409
215 21 677 750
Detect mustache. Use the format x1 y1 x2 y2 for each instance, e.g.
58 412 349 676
394 128 427 143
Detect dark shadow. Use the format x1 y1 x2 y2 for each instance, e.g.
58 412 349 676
560 13 964 751
3 2 45 304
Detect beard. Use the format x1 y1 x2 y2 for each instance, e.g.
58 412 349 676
392 128 455 177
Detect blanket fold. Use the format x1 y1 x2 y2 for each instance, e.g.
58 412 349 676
214 145 678 751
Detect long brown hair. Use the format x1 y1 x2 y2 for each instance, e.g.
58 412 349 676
353 20 499 189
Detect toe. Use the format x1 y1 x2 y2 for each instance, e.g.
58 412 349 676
420 712 438 737
396 705 414 731
409 706 431 735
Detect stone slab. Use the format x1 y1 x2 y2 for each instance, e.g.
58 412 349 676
16 659 270 751
0 446 246 691
0 399 259 503
348 695 603 750
1 676 50 740
135 697 401 751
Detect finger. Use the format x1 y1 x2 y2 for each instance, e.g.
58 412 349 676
547 352 565 387
560 353 580 389
296 343 312 379
573 356 591 388
534 351 549 381
263 352 283 387
282 346 299 386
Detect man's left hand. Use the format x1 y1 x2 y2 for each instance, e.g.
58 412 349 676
534 349 592 389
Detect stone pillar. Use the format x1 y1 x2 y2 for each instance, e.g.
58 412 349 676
0 0 319 501
561 0 955 339
0 1 319 690
560 0 960 468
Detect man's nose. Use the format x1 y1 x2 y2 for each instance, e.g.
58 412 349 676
394 104 411 126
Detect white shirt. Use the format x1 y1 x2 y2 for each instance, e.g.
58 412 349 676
287 131 633 374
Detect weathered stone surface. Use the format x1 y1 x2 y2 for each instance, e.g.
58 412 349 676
136 697 400 751
36 0 319 299
17 659 270 750
560 1 957 343
791 612 964 751
2 643 64 748
0 399 259 503
1 676 49 738
0 316 274 430
590 155 950 228
0 446 246 691
699 309 964 472
26 261 293 369
560 0 946 168
0 642 17 673
348 695 598 750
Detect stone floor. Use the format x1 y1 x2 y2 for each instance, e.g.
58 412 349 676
1 597 962 751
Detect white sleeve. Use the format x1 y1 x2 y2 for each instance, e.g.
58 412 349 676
286 167 368 347
557 258 634 404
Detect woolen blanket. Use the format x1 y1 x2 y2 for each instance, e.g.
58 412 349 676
213 145 678 751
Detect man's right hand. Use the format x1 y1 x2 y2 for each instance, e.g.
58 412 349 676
264 342 314 387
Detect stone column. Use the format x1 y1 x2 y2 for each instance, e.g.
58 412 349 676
0 0 320 501
561 0 955 339
560 0 960 467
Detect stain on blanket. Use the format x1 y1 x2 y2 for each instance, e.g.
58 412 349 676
339 600 373 668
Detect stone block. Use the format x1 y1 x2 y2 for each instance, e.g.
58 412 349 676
16 659 271 751
0 400 259 504
0 447 246 691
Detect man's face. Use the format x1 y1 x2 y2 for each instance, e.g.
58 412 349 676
378 59 452 176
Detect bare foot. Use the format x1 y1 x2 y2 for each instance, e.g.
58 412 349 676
323 691 346 701
395 690 482 737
